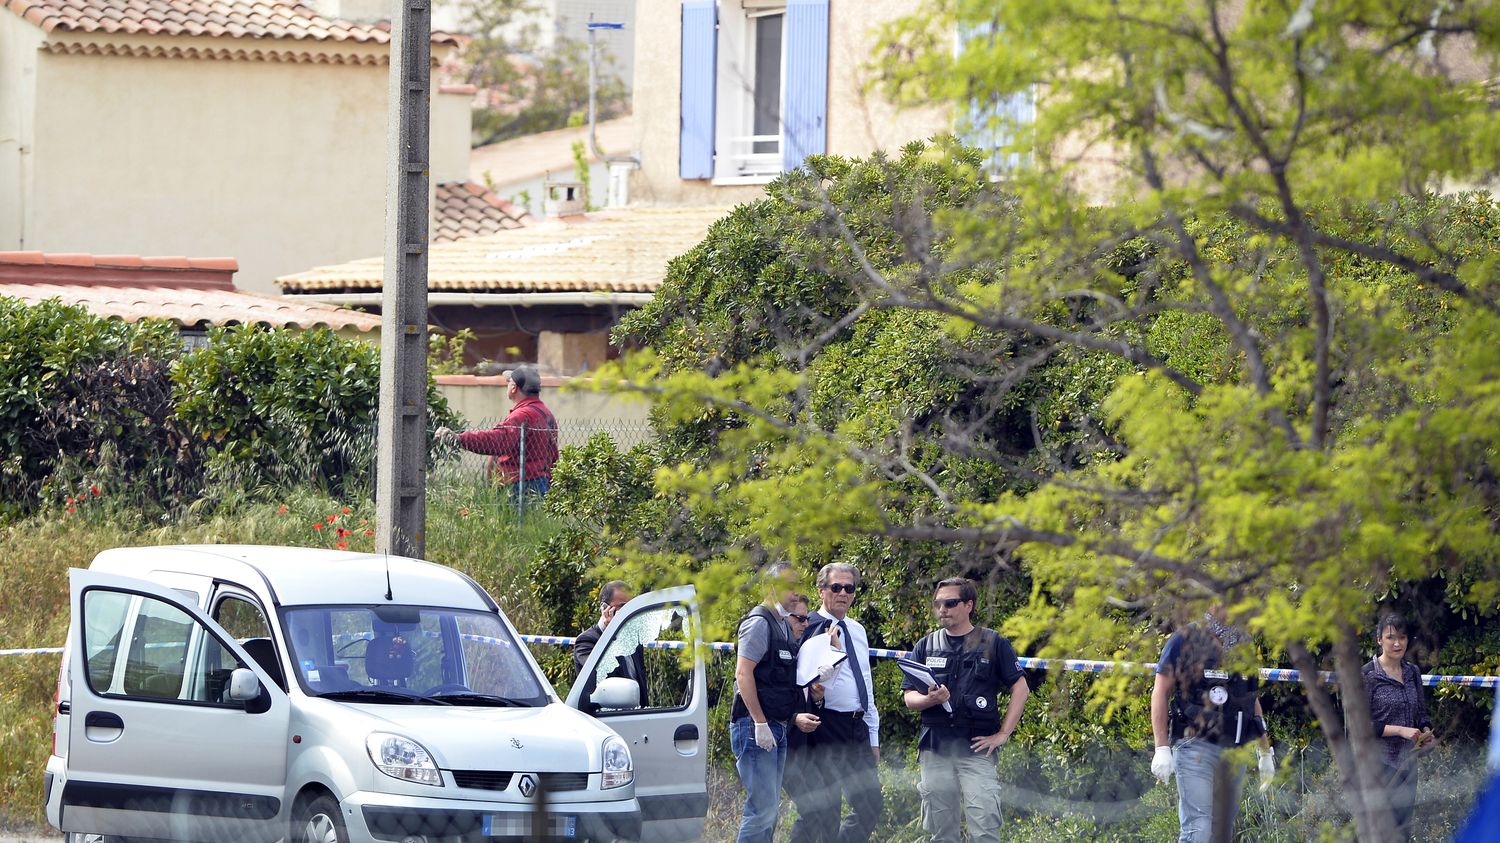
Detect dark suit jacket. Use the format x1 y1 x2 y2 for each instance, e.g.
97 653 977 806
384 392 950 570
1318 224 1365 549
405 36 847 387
573 623 649 708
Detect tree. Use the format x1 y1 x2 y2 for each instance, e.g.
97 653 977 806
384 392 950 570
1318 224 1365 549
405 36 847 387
456 0 629 147
572 2 1500 840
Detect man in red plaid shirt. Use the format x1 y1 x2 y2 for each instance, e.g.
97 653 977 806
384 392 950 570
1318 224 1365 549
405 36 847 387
435 366 559 500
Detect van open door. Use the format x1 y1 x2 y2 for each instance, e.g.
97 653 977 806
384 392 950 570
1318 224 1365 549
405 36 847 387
566 585 708 842
60 569 290 843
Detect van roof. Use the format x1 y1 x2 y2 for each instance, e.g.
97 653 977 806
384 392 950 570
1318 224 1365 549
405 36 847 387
89 545 496 611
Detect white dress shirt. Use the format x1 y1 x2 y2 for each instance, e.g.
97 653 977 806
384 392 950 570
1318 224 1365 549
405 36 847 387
815 608 880 747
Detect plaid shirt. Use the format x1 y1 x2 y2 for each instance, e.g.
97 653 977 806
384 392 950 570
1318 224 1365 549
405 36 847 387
454 397 559 483
1364 658 1431 768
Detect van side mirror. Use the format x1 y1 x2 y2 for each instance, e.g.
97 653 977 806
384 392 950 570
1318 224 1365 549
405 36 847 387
590 677 641 710
228 668 262 702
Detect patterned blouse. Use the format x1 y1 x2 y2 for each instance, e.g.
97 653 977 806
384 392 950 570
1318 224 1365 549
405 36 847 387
1363 658 1432 768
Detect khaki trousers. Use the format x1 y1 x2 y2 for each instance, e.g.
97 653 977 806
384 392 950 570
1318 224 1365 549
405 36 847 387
917 749 1003 843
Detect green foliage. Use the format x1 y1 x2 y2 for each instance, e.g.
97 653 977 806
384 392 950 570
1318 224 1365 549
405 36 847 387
0 297 188 518
429 328 480 375
171 325 458 498
571 140 594 212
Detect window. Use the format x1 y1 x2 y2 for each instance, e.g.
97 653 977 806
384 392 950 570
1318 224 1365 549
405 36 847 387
82 589 248 705
213 595 272 641
957 20 1036 175
578 603 695 715
679 0 829 183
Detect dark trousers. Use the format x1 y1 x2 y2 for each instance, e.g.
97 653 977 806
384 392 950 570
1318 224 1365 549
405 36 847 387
786 710 883 843
1382 761 1419 841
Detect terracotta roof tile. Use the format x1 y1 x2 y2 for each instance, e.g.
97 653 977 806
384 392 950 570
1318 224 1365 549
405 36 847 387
279 206 725 296
0 281 382 332
4 0 460 46
430 181 530 244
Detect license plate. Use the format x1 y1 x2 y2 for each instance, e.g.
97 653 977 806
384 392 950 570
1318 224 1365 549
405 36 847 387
481 814 577 838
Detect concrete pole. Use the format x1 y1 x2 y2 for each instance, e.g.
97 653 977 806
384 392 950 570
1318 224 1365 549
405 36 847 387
375 0 431 559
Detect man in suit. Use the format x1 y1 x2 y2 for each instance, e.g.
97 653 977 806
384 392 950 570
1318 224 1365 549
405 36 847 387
572 581 648 707
791 563 883 843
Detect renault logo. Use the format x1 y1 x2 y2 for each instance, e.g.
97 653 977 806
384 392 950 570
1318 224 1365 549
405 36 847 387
518 775 537 798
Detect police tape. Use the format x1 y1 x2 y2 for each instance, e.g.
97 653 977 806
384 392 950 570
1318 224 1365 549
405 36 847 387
5 638 1496 690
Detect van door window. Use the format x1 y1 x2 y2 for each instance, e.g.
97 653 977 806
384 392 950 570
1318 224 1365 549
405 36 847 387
581 604 694 715
82 588 248 706
213 595 272 640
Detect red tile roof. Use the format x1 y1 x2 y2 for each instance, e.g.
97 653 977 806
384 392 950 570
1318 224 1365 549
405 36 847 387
432 181 530 244
4 0 459 45
0 251 381 333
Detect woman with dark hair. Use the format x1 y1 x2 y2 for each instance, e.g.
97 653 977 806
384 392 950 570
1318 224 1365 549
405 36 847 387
1363 613 1435 840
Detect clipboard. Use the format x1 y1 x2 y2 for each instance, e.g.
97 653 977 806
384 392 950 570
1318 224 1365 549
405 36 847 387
796 633 848 687
898 657 953 713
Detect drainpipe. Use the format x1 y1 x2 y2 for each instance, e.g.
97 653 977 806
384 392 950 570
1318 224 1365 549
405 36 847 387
587 19 639 208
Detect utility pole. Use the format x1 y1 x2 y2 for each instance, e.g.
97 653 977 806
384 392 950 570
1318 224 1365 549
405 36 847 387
375 0 431 559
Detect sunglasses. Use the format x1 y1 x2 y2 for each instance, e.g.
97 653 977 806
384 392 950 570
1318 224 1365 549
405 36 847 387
932 597 968 610
788 613 810 623
824 583 857 594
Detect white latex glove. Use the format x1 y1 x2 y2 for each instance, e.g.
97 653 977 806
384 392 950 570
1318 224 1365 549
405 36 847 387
815 662 843 685
753 721 777 752
1258 747 1276 782
1151 746 1175 782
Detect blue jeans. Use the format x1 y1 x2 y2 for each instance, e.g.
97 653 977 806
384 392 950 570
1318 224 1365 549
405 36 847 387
731 716 788 843
1173 738 1244 843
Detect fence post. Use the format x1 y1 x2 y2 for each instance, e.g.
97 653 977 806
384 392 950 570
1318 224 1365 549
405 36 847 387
517 422 527 516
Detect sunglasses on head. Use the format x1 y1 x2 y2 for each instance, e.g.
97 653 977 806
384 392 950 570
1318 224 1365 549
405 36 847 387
932 597 967 609
824 583 857 594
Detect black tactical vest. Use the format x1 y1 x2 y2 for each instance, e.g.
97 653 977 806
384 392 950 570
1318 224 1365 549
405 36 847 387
731 605 800 723
1168 626 1265 747
917 628 1005 737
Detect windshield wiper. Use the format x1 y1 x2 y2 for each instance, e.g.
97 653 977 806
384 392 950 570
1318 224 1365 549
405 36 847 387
318 689 452 705
426 692 534 707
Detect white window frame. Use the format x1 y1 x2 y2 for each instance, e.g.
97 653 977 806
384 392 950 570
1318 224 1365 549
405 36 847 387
713 0 788 185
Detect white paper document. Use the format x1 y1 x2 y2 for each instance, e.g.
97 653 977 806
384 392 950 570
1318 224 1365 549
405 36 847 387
796 633 848 687
898 657 952 713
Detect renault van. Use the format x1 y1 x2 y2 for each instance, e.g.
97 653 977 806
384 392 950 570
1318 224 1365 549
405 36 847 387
43 545 708 842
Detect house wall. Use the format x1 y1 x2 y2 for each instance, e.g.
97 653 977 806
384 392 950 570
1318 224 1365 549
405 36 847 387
0 13 44 251
628 0 949 206
21 40 471 296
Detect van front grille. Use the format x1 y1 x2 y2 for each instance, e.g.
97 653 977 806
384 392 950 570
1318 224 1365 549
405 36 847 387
540 772 590 792
452 770 514 791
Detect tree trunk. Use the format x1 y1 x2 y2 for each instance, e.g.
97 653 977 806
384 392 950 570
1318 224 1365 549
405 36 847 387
1290 635 1401 842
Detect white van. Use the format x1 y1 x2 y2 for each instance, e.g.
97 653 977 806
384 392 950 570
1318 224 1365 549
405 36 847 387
43 545 709 843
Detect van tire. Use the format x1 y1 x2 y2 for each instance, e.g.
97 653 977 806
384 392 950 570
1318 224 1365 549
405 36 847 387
293 793 348 843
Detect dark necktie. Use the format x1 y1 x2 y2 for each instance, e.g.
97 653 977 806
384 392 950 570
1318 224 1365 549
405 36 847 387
839 619 869 712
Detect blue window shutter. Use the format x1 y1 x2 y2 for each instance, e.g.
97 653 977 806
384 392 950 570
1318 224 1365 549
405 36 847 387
783 0 829 172
680 0 717 180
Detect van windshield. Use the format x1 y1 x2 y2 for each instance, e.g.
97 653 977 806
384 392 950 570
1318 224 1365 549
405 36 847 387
280 605 548 706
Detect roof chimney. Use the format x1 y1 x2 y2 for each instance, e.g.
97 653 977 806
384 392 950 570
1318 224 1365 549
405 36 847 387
543 178 588 218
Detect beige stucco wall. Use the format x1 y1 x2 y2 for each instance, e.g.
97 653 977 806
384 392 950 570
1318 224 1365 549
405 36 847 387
628 0 950 206
10 33 470 296
0 13 44 251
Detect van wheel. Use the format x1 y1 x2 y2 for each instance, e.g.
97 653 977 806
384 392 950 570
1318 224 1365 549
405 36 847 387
294 793 348 843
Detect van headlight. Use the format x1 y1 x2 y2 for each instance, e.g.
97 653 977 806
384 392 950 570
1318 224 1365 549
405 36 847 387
366 732 442 786
601 735 633 789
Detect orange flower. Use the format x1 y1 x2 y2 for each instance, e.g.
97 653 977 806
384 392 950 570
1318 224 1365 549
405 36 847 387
65 496 74 505
335 541 348 550
459 508 471 517
312 522 323 531
341 507 351 514
277 505 289 514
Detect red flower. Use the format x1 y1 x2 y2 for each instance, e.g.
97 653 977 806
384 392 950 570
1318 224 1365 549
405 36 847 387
312 522 324 531
336 527 348 538
65 496 74 505
326 514 338 523
90 486 100 496
364 529 374 536
341 507 351 514
65 505 75 513
277 505 289 515
335 541 348 550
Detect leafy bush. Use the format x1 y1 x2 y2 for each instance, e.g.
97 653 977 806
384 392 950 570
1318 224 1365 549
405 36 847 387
171 324 459 498
0 297 185 518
